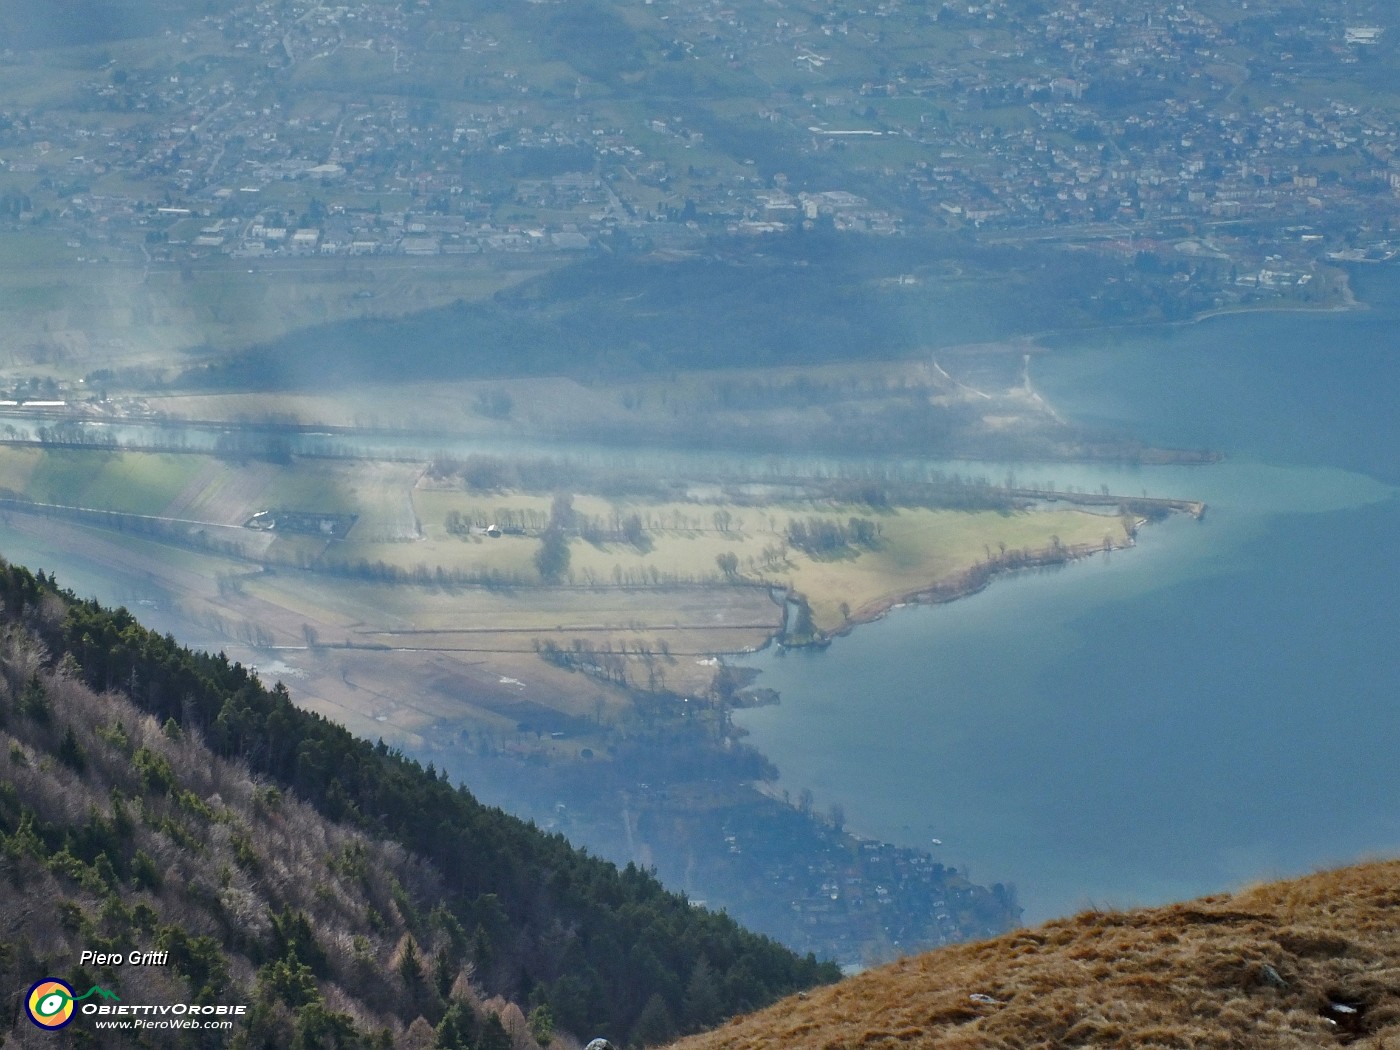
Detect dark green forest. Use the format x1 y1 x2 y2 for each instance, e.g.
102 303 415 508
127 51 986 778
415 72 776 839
175 233 1159 395
0 558 838 1047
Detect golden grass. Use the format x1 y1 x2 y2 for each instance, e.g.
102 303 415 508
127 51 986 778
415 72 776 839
0 444 1149 753
789 507 1127 631
0 446 1135 726
412 486 1123 631
2 448 1123 634
669 860 1400 1050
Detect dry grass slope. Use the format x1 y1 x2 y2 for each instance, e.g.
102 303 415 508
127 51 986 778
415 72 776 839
669 860 1400 1049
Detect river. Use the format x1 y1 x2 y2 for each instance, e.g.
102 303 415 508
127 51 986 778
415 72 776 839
732 266 1400 925
2 268 1396 931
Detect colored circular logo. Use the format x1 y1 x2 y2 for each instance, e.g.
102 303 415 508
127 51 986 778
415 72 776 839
26 979 76 1030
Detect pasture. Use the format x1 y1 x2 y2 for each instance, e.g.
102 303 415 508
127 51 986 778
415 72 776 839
0 440 1142 754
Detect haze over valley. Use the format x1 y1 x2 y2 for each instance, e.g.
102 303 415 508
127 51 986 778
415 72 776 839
1 0 1398 1046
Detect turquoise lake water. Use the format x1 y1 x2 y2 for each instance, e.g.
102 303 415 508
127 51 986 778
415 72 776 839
733 267 1400 924
2 267 1396 931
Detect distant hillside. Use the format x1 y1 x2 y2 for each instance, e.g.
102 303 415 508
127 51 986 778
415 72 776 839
668 859 1400 1049
0 558 838 1047
175 236 1117 395
0 0 212 47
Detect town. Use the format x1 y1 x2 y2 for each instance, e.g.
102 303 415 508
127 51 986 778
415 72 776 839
0 0 1397 314
462 731 1019 969
0 0 1391 972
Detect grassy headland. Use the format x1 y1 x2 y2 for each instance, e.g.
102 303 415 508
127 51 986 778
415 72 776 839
0 440 1197 740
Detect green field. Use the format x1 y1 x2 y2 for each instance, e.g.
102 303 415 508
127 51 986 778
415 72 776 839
0 343 1203 788
0 447 203 514
0 445 1131 619
408 483 1128 633
0 438 1154 753
0 447 424 533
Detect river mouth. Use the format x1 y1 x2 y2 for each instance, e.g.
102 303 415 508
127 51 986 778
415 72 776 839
732 268 1400 924
4 270 1398 940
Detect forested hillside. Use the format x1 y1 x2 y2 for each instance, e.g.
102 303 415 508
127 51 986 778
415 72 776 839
0 557 838 1047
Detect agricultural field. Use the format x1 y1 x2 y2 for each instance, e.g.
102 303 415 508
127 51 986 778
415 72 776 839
0 440 1140 756
409 479 1130 632
115 355 976 440
0 446 204 513
0 446 422 530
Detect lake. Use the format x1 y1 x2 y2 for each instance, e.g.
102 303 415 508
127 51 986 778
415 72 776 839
2 265 1395 933
733 267 1400 925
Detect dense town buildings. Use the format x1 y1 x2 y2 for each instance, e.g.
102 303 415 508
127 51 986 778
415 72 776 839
1 0 1396 303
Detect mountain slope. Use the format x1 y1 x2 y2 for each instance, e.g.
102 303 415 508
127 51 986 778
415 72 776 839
1 624 508 1049
668 859 1400 1049
0 557 838 1046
